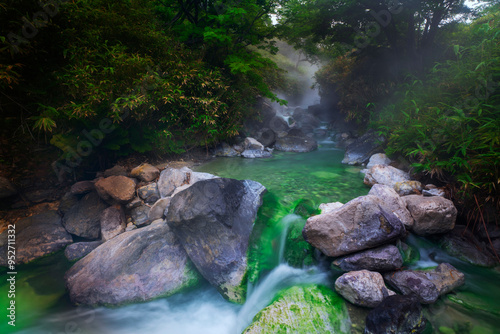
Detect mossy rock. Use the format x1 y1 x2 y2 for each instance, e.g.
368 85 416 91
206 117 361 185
242 284 351 334
291 198 320 218
284 222 316 268
398 241 420 266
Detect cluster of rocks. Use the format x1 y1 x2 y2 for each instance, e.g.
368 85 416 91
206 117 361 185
215 102 323 158
303 153 467 333
0 163 266 306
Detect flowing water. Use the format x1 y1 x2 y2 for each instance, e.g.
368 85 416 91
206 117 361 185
2 140 500 333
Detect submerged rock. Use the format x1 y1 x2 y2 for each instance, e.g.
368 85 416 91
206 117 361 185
364 295 427 334
65 221 201 306
0 211 73 266
333 245 403 272
166 178 266 303
243 285 350 334
335 270 396 308
384 263 465 304
404 195 457 236
303 195 406 257
62 192 108 239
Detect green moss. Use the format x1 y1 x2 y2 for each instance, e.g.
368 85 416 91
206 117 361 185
284 221 316 268
242 284 351 334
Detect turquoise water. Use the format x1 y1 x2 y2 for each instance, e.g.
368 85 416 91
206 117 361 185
1 141 500 333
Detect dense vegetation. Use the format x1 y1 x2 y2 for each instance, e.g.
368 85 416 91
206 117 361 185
1 0 498 210
0 0 284 174
279 0 499 208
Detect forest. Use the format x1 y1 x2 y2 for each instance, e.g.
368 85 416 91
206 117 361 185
1 0 498 209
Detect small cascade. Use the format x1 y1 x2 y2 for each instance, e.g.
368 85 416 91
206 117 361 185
235 264 328 333
277 213 302 263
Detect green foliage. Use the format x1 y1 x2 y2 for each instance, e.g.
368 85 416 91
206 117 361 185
0 0 286 167
373 8 500 202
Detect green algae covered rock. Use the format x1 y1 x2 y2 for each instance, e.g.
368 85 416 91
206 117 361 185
242 284 351 334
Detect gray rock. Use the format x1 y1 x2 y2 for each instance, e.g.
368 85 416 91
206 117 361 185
256 128 276 147
65 222 201 306
100 206 126 241
368 184 414 229
244 137 264 150
0 211 73 266
364 165 411 188
130 163 160 182
58 192 79 215
268 115 290 133
148 198 171 221
125 197 143 210
365 295 427 334
130 205 150 227
335 270 396 307
137 183 160 204
0 176 17 198
274 135 318 153
394 181 423 196
366 153 392 169
333 245 403 272
64 241 103 262
70 181 94 195
241 149 273 159
404 195 457 235
166 178 266 303
24 188 58 203
422 188 446 197
94 175 136 204
158 167 217 198
63 192 108 239
214 142 241 157
440 226 497 267
341 130 385 165
303 195 406 257
384 263 465 304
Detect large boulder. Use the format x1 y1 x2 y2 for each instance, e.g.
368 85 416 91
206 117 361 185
303 195 406 257
335 270 396 307
65 221 201 306
384 263 465 304
332 245 403 272
274 135 318 153
0 176 17 198
364 295 427 334
244 137 265 150
94 175 136 204
242 285 350 334
0 211 73 266
157 167 217 198
256 128 276 147
404 195 457 235
166 178 266 303
368 184 414 229
364 165 411 188
62 192 108 239
130 163 160 182
341 130 385 165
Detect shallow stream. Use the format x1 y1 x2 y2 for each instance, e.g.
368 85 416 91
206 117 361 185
1 142 499 333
